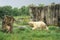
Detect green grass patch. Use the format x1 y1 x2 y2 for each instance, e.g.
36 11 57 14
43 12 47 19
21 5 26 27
0 26 60 40
0 16 60 40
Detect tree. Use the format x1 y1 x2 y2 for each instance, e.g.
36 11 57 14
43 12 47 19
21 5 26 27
0 6 12 18
19 6 29 16
0 5 30 19
12 8 19 16
39 4 44 7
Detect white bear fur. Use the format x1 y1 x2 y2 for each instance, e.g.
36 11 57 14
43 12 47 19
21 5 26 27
29 21 48 30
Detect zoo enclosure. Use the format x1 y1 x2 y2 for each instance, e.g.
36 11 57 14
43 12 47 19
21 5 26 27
29 3 60 26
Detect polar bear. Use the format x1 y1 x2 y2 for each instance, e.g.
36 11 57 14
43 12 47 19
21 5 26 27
28 21 48 30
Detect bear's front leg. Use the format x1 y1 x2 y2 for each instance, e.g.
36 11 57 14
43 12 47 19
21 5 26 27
32 24 37 30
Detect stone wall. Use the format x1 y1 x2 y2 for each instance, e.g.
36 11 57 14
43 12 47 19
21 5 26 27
29 4 60 26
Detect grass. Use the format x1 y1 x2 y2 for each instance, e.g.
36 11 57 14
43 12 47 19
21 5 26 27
0 26 60 40
0 16 60 40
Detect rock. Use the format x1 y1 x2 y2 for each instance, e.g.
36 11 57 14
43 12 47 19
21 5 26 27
18 26 27 30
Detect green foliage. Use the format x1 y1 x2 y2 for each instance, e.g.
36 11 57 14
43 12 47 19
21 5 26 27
39 4 44 7
0 16 60 40
0 26 60 40
19 6 29 16
0 6 29 19
14 16 30 26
